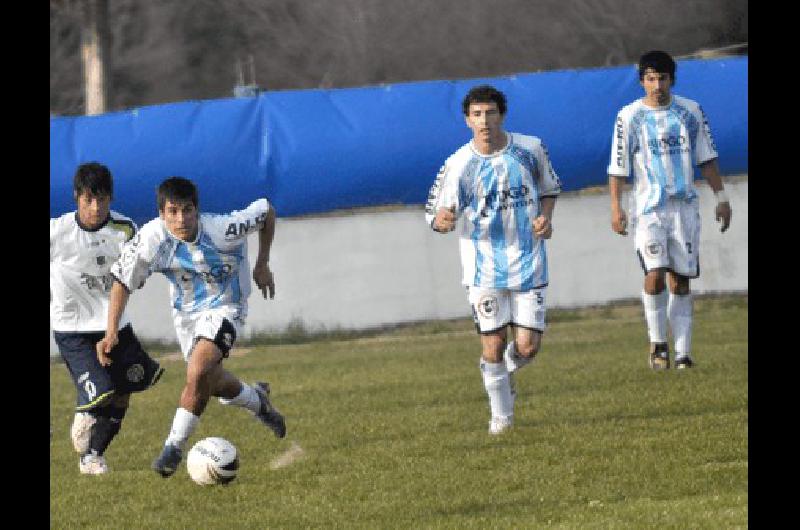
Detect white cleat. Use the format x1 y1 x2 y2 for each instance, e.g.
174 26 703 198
79 452 108 475
488 415 513 435
71 412 96 454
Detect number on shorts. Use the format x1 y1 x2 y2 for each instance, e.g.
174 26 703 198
84 380 97 402
686 242 693 254
535 290 544 305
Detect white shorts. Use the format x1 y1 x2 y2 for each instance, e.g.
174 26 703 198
173 306 244 361
467 286 547 334
633 199 700 278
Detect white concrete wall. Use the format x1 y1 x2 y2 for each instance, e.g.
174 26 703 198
49 179 747 354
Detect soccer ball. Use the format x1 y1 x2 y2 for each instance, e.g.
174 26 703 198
186 437 239 485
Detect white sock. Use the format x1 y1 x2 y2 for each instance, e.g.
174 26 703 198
641 289 668 344
165 407 199 451
504 340 532 373
218 382 261 414
480 359 514 420
668 293 693 358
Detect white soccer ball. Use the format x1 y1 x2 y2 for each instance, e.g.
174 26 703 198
186 437 239 485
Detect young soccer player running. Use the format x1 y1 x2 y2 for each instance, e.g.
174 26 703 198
608 50 732 370
50 162 164 475
425 85 561 434
96 176 286 477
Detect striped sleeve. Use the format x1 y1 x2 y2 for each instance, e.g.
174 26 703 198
424 161 461 230
535 140 561 197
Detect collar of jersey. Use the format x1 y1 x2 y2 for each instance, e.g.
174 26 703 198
469 131 511 158
74 211 111 232
640 97 673 111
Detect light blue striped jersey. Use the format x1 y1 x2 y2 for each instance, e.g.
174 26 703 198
607 94 718 218
425 132 561 290
111 198 270 317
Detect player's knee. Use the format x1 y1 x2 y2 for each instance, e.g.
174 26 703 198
481 349 504 363
669 276 691 295
111 393 130 408
516 337 541 359
517 342 539 359
644 272 666 294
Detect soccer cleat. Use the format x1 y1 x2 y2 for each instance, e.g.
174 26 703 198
675 355 695 369
489 416 513 435
79 451 108 475
649 343 670 370
152 443 183 478
254 382 286 438
71 412 97 454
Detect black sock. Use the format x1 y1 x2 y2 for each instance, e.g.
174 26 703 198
87 406 127 456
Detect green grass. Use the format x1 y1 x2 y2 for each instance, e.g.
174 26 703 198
50 295 747 529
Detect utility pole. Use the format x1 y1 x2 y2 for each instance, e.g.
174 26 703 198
81 0 111 115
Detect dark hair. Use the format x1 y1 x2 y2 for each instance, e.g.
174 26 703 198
157 176 198 211
73 162 113 198
638 50 676 81
462 85 507 116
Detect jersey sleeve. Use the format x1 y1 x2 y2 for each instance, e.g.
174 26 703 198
209 198 272 242
424 162 462 230
694 104 719 166
535 140 562 197
607 111 630 177
49 217 60 262
110 221 167 292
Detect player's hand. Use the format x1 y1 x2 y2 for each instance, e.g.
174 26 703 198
716 201 732 233
611 209 628 235
95 333 118 367
533 215 553 239
434 206 456 232
253 261 275 299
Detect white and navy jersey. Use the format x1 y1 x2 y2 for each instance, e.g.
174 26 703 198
425 132 561 290
50 211 137 332
608 94 718 218
111 199 270 318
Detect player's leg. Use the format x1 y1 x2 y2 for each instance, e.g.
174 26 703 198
667 272 694 368
504 287 547 373
666 200 701 369
469 287 514 434
54 331 116 474
635 214 671 370
90 325 163 464
190 312 286 437
153 337 222 477
215 369 287 438
82 393 130 472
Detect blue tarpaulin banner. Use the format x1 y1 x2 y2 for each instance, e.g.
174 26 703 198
50 57 747 224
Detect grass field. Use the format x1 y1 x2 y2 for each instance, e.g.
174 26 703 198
50 295 747 529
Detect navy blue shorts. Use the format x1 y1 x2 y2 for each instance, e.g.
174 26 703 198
54 325 164 411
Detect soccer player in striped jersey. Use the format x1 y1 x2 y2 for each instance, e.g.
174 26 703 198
608 50 732 370
96 176 286 478
425 85 561 434
50 162 164 475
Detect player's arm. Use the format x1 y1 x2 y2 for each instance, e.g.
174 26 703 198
699 158 731 233
608 112 630 236
96 281 130 365
534 196 557 239
609 175 628 235
425 163 460 233
96 222 161 364
693 105 730 233
533 141 561 239
253 206 276 299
